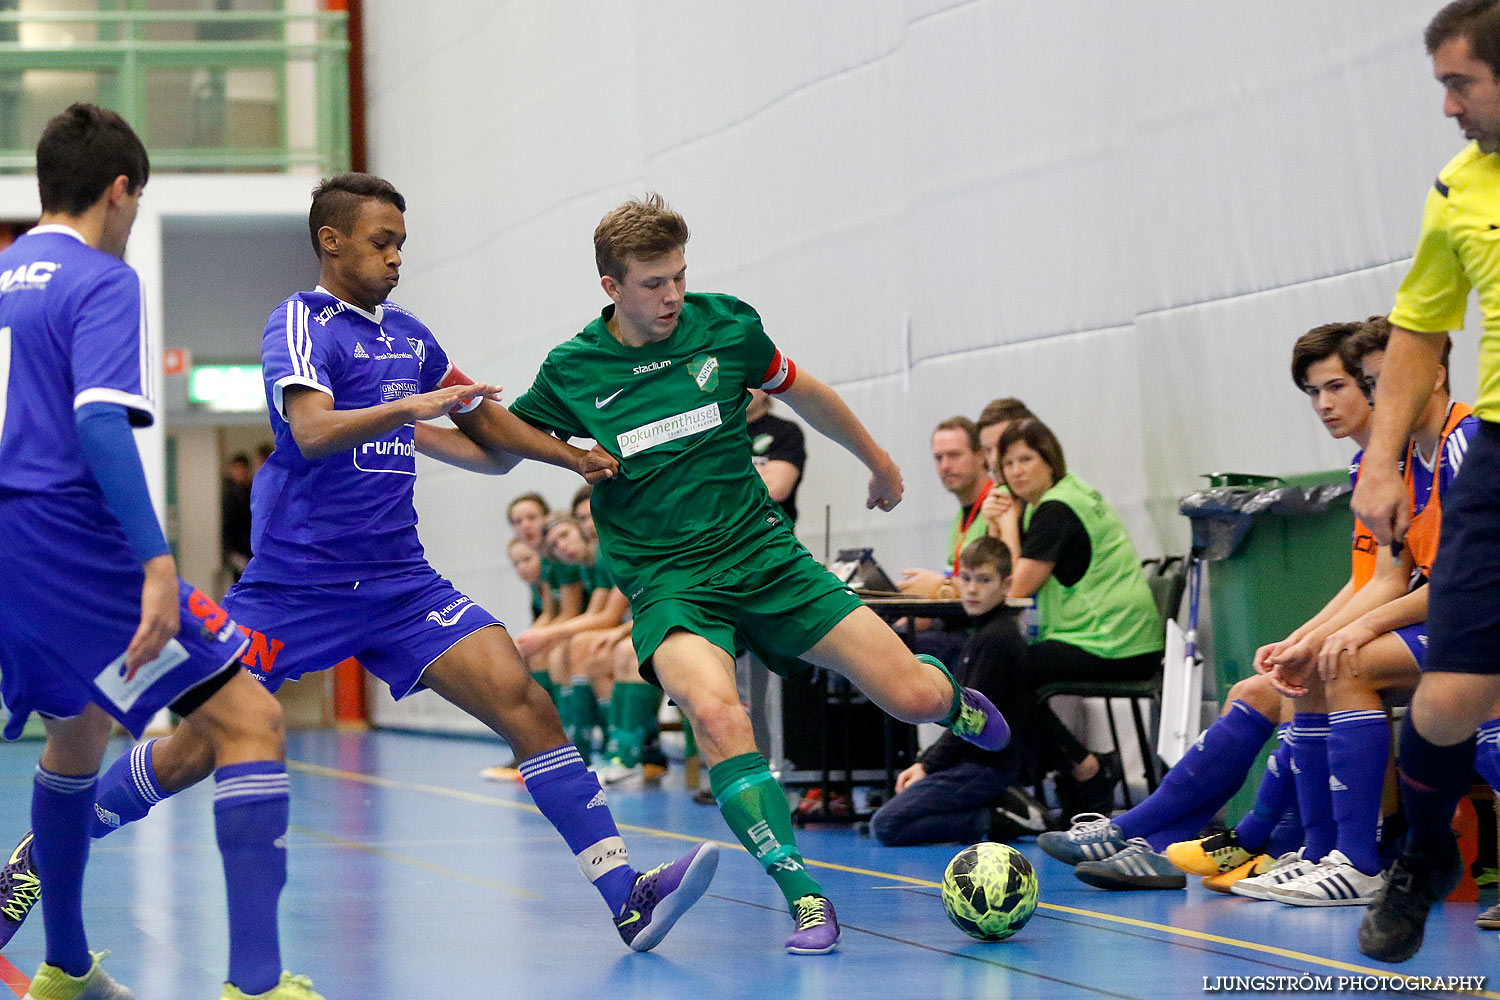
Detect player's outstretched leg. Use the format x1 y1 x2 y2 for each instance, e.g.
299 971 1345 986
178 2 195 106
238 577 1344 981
423 628 718 951
914 653 1011 751
802 607 1010 751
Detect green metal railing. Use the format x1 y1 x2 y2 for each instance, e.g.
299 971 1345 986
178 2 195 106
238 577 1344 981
0 8 349 173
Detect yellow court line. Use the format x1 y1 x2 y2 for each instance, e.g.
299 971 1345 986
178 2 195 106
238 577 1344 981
287 758 1499 996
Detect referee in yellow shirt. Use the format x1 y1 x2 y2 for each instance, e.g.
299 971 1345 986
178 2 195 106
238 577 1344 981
1352 0 1500 963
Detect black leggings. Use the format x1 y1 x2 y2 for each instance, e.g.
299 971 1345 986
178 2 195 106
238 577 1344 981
1018 641 1160 772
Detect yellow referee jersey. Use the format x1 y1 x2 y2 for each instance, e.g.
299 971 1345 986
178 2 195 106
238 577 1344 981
1390 142 1500 423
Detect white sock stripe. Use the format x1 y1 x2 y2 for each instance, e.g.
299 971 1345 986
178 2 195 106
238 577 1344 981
1289 726 1330 739
131 742 163 804
1328 710 1387 725
520 759 583 782
519 746 584 780
213 774 290 789
34 768 95 794
213 784 290 804
214 779 290 795
523 744 583 767
214 772 289 786
213 776 291 797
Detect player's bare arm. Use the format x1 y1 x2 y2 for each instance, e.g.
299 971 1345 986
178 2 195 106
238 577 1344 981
452 400 618 483
1351 327 1447 543
412 421 521 475
776 370 902 511
1316 583 1429 682
757 459 800 503
283 381 500 460
1268 549 1411 695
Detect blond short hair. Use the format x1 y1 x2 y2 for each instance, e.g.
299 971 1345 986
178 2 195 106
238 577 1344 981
593 192 690 281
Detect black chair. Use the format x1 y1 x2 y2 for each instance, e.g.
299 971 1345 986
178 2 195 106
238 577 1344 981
1033 556 1188 809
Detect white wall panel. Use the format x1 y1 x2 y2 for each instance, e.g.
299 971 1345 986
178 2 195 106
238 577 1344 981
361 1 1486 731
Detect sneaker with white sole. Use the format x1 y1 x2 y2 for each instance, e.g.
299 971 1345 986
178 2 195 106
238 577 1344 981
785 895 840 955
613 842 719 952
1230 850 1317 900
598 758 635 785
23 950 132 1000
1266 850 1386 907
1074 839 1187 890
1037 813 1127 866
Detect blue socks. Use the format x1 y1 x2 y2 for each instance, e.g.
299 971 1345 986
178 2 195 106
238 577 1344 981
1328 710 1390 875
1476 718 1500 793
1235 724 1296 851
32 767 96 977
519 744 635 913
1396 715 1476 855
91 739 166 838
1116 700 1273 850
1291 713 1334 862
214 762 290 996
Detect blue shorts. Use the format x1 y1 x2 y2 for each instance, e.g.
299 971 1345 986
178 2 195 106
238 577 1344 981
222 566 502 696
0 494 248 741
1425 419 1500 676
1393 622 1427 670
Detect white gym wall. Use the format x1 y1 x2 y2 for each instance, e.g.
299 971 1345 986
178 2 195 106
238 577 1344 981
359 1 1481 729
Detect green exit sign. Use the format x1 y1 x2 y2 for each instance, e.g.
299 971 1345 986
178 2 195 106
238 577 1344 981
188 365 264 412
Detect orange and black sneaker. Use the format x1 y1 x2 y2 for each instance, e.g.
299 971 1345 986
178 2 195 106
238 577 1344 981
1166 828 1257 877
1202 852 1274 894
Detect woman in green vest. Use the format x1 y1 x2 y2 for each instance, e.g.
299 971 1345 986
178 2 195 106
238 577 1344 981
990 418 1164 817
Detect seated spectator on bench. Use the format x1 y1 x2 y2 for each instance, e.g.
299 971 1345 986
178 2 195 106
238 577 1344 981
989 418 1163 817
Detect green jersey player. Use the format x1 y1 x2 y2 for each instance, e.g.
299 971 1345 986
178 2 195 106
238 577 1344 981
508 194 1010 955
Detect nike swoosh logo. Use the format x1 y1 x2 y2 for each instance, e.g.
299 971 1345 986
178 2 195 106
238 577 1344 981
617 909 641 927
9 833 31 866
595 388 626 409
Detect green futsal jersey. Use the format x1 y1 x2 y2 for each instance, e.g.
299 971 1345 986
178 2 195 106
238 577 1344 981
510 293 799 607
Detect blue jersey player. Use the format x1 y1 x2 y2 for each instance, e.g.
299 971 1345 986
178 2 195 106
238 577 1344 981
6 173 718 963
0 105 321 1000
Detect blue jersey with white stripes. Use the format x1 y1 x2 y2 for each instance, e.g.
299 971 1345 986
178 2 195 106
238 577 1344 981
242 286 455 585
0 225 154 501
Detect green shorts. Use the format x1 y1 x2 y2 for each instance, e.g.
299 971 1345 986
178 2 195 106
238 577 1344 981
630 535 863 687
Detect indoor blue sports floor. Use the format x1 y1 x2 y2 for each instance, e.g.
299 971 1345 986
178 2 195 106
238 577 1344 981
1 730 1494 999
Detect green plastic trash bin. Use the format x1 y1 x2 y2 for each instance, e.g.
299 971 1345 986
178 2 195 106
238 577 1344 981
1180 469 1354 823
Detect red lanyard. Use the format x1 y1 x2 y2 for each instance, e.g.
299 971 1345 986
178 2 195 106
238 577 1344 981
952 478 993 570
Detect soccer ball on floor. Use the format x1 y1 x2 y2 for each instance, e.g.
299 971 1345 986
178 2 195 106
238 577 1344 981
941 842 1039 941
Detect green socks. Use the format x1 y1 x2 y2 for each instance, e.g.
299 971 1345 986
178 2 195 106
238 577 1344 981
531 670 560 709
917 652 965 725
710 753 824 909
560 680 601 763
609 682 661 768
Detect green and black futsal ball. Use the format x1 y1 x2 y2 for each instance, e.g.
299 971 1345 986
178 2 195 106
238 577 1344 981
941 842 1039 941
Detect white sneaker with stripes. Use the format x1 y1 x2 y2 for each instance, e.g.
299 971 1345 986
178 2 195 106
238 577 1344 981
1230 850 1317 900
1265 850 1385 906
